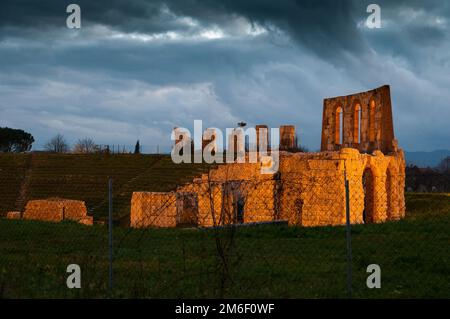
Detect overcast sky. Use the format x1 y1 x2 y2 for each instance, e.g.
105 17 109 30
1 0 449 152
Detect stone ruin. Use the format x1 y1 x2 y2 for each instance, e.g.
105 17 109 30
279 125 296 151
321 85 397 154
131 85 406 228
8 198 93 226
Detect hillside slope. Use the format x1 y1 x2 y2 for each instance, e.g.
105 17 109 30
0 153 216 221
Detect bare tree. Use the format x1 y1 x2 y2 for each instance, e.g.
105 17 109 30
73 137 99 154
44 134 70 153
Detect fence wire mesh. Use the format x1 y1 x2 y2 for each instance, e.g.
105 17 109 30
0 153 449 298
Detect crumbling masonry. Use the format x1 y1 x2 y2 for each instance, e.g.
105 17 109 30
131 85 405 228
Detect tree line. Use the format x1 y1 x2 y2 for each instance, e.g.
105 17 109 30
43 134 142 154
0 127 141 154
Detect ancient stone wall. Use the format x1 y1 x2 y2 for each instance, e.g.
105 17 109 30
227 128 246 156
131 149 405 228
178 160 276 226
202 128 217 154
280 125 296 150
256 125 269 152
130 192 177 227
6 211 21 220
321 85 397 154
279 153 346 226
278 149 405 226
22 198 92 225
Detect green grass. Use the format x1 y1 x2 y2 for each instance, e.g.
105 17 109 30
0 193 449 298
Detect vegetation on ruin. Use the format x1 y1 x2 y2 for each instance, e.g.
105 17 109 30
0 193 448 298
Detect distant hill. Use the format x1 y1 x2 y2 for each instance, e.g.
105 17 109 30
404 150 450 168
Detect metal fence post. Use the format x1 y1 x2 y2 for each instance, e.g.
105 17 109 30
108 178 113 295
344 168 353 298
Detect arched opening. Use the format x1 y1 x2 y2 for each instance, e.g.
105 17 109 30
335 106 343 145
236 197 245 223
221 183 234 225
221 182 245 225
362 168 375 223
385 168 392 220
353 103 362 144
369 99 376 142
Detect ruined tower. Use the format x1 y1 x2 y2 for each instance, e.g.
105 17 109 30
320 85 397 154
256 125 269 152
227 127 245 156
279 125 296 151
173 127 193 155
202 128 217 154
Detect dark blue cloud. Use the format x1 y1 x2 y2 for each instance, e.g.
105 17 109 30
0 0 449 152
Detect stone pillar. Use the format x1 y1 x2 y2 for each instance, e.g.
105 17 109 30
202 128 217 154
256 125 269 152
174 127 187 145
173 127 193 155
227 128 245 155
279 125 295 151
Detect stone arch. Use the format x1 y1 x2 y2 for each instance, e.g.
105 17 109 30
362 166 375 223
236 197 245 223
335 105 343 145
352 101 362 144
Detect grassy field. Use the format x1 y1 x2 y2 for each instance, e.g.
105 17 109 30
0 192 449 298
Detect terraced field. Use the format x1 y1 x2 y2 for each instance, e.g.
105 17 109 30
0 153 216 222
0 154 30 213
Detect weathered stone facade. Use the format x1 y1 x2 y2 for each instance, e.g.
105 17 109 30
256 125 269 152
130 149 405 228
279 125 296 150
278 149 405 226
202 128 217 154
131 85 405 228
22 198 93 225
321 85 397 154
131 192 177 227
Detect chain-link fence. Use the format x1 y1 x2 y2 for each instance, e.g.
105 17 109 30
0 153 449 298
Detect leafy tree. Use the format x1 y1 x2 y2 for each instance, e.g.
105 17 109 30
134 140 141 154
73 138 99 154
0 127 35 152
44 134 70 153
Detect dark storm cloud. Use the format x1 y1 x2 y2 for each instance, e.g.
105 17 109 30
2 0 448 63
1 0 365 61
0 0 450 151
